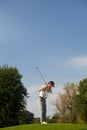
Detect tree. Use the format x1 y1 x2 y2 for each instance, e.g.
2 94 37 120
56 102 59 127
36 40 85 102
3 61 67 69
75 78 87 123
0 65 28 127
52 82 78 123
20 110 34 124
47 114 59 123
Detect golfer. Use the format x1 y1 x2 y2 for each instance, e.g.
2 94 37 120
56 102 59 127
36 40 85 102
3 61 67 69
38 81 55 124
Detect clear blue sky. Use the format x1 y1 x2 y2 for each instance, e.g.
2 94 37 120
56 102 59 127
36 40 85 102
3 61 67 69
0 0 87 117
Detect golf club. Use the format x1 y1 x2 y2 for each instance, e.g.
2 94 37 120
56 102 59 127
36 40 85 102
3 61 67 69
35 66 47 85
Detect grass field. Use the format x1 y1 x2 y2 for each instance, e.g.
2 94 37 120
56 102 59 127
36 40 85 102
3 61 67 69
0 124 87 130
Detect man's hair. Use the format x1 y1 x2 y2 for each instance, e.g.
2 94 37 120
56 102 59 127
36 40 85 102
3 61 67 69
48 81 55 87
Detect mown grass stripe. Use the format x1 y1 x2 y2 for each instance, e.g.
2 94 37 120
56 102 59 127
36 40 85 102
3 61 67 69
0 124 87 130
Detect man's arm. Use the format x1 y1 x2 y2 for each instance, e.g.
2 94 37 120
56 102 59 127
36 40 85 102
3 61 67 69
38 85 53 93
38 85 47 92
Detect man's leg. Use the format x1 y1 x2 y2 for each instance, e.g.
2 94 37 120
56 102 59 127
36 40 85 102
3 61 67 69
39 97 46 123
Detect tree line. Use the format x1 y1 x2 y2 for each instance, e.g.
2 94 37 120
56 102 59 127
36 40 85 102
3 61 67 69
0 65 87 127
48 81 87 124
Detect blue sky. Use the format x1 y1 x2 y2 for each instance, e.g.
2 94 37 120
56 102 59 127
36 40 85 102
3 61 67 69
0 0 87 117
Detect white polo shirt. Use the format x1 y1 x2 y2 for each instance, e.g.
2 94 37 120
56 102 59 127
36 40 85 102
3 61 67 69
39 87 50 99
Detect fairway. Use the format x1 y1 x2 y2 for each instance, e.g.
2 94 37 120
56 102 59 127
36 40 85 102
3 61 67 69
0 124 87 130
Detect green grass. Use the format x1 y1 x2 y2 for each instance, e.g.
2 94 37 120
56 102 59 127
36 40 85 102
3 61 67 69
0 124 87 130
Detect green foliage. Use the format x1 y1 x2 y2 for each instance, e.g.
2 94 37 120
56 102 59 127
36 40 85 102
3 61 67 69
33 118 40 124
0 65 28 127
70 94 79 123
47 114 59 123
20 110 34 124
75 78 87 122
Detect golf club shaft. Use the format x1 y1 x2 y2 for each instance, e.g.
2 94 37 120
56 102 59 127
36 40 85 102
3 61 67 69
35 67 47 84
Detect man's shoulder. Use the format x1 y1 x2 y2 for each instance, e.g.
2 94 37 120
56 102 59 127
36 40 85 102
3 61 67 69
41 84 47 87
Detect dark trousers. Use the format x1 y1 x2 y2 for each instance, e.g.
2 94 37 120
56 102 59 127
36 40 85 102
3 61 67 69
39 97 46 123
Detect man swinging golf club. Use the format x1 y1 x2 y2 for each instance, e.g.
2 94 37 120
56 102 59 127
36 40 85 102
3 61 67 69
35 67 55 124
38 81 55 124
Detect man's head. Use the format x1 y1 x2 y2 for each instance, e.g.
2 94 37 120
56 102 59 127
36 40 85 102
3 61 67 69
47 81 55 88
